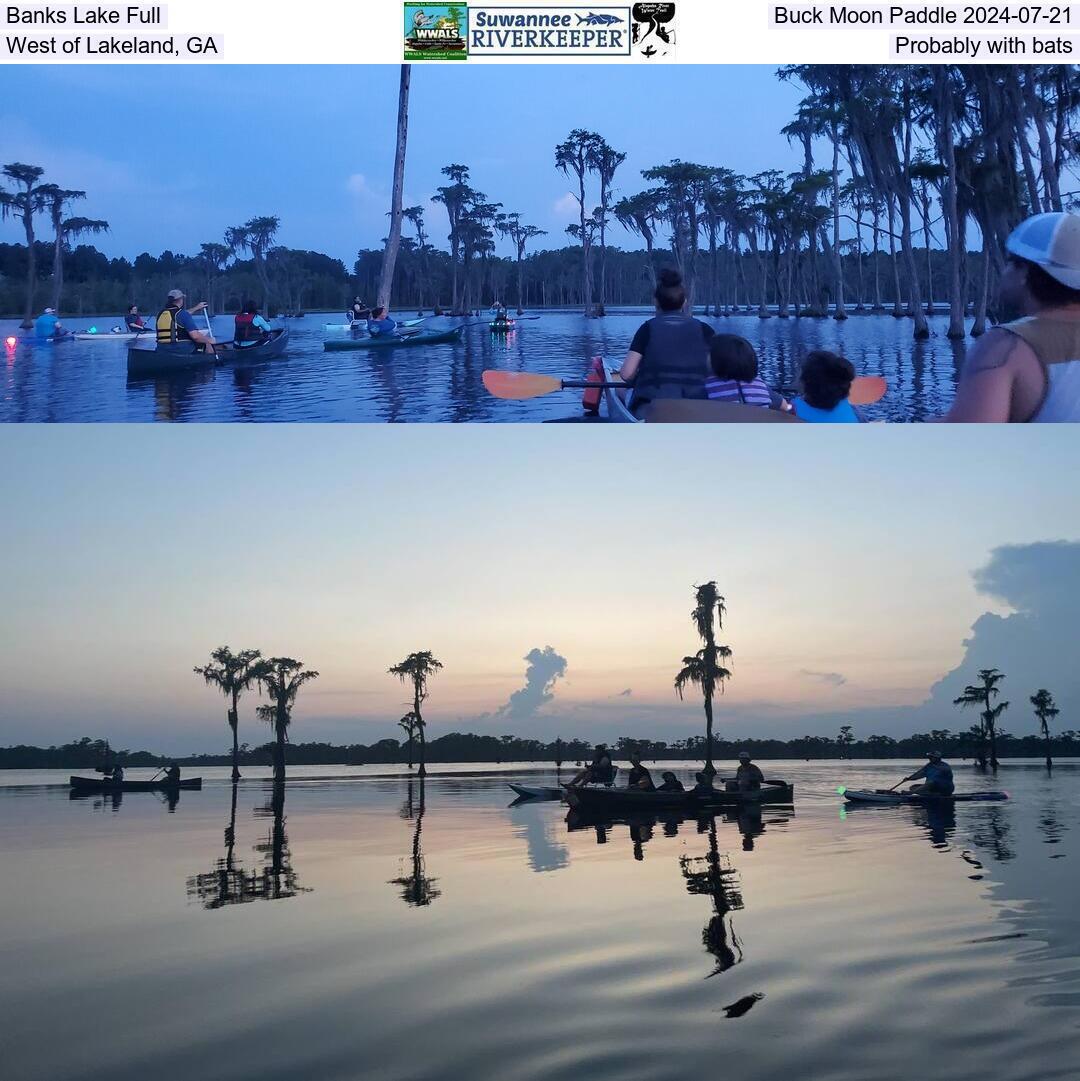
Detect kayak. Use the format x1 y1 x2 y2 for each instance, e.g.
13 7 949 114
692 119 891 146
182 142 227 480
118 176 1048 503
508 783 565 800
70 775 203 792
324 327 464 352
127 327 289 375
323 319 425 331
7 334 74 344
566 783 794 813
843 789 1009 805
600 362 801 424
75 331 153 342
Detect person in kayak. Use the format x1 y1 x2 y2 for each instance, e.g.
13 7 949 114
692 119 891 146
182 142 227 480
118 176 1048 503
367 306 397 338
157 289 216 351
164 763 181 785
233 300 273 347
615 267 713 408
33 307 67 339
348 299 371 325
945 211 1080 422
658 771 685 792
124 305 149 333
733 751 765 792
567 744 615 787
706 334 788 410
625 749 655 791
792 350 860 422
903 751 954 797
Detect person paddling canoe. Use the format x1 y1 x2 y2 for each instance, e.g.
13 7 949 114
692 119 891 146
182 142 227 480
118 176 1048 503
900 751 954 797
733 750 764 792
157 289 216 351
945 212 1080 422
233 299 273 347
613 267 713 412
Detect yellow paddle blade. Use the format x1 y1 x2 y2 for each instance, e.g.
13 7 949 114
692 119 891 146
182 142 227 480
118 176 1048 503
850 375 887 406
482 370 564 400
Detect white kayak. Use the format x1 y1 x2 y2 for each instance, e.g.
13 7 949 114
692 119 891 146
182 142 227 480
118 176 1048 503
843 788 1008 805
508 783 565 801
74 330 152 341
324 318 425 331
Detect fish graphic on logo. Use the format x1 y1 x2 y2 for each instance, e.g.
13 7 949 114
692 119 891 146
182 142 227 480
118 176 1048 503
577 12 622 24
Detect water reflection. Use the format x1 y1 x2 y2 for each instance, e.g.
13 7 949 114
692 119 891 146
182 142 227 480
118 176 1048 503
68 784 181 813
389 778 441 907
680 817 745 977
186 780 308 907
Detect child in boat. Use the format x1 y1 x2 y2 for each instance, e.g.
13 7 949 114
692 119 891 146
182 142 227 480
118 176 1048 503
705 334 787 410
658 771 684 792
689 772 715 798
367 306 397 338
792 350 860 422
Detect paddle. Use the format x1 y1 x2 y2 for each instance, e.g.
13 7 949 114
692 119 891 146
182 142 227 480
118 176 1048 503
482 369 887 406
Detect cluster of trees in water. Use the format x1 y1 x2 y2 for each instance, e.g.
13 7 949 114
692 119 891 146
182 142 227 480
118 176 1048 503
7 66 1076 331
374 65 1080 336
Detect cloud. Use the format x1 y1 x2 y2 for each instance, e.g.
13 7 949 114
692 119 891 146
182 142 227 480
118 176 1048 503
799 670 848 687
553 192 578 218
494 646 568 723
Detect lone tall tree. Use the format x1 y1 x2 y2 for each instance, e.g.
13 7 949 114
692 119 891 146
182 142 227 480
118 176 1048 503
954 668 1008 770
226 216 280 312
674 582 733 778
1 163 53 327
389 651 443 778
194 647 264 780
1030 688 1059 771
256 657 319 782
590 138 626 316
377 64 412 311
556 129 602 316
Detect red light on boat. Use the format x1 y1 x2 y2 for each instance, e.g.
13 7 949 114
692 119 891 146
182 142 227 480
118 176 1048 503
4 336 16 348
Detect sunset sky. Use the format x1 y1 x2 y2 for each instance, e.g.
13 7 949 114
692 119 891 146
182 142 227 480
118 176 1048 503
2 425 1078 754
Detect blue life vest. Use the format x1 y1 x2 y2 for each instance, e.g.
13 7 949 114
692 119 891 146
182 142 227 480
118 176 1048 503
793 397 860 423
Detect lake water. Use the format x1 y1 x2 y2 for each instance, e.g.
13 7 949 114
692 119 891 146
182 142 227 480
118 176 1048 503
2 759 1077 1081
0 310 966 423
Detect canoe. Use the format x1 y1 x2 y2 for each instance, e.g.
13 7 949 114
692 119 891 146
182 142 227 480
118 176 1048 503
127 327 289 375
70 775 203 792
843 789 1008 805
508 783 565 800
602 361 637 422
566 783 794 813
323 327 464 352
74 330 152 342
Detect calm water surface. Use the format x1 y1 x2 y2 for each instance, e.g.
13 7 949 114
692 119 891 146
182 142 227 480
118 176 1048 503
2 759 1077 1081
0 310 966 423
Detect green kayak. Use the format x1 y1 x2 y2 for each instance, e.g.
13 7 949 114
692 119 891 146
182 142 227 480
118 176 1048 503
324 327 463 352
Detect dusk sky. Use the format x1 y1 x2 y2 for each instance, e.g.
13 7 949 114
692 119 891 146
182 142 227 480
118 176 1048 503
2 425 1078 754
0 65 808 263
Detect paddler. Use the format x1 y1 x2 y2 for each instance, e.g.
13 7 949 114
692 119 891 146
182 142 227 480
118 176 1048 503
164 762 181 785
110 763 125 784
348 298 371 326
125 304 149 333
233 299 273 347
614 267 713 409
625 748 655 791
902 751 954 797
33 307 67 339
733 750 764 792
156 289 216 351
945 211 1080 421
567 744 615 787
367 305 398 338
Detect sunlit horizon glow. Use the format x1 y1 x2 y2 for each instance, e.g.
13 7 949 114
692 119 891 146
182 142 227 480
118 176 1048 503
2 426 1079 754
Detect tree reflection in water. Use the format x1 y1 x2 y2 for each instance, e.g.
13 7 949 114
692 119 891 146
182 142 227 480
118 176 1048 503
389 777 441 907
680 817 745 977
186 780 308 908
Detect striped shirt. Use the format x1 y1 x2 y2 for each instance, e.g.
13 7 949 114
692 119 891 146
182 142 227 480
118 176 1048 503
705 377 773 407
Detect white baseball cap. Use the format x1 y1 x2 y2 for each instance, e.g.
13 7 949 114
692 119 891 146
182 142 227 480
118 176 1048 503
1005 212 1080 289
